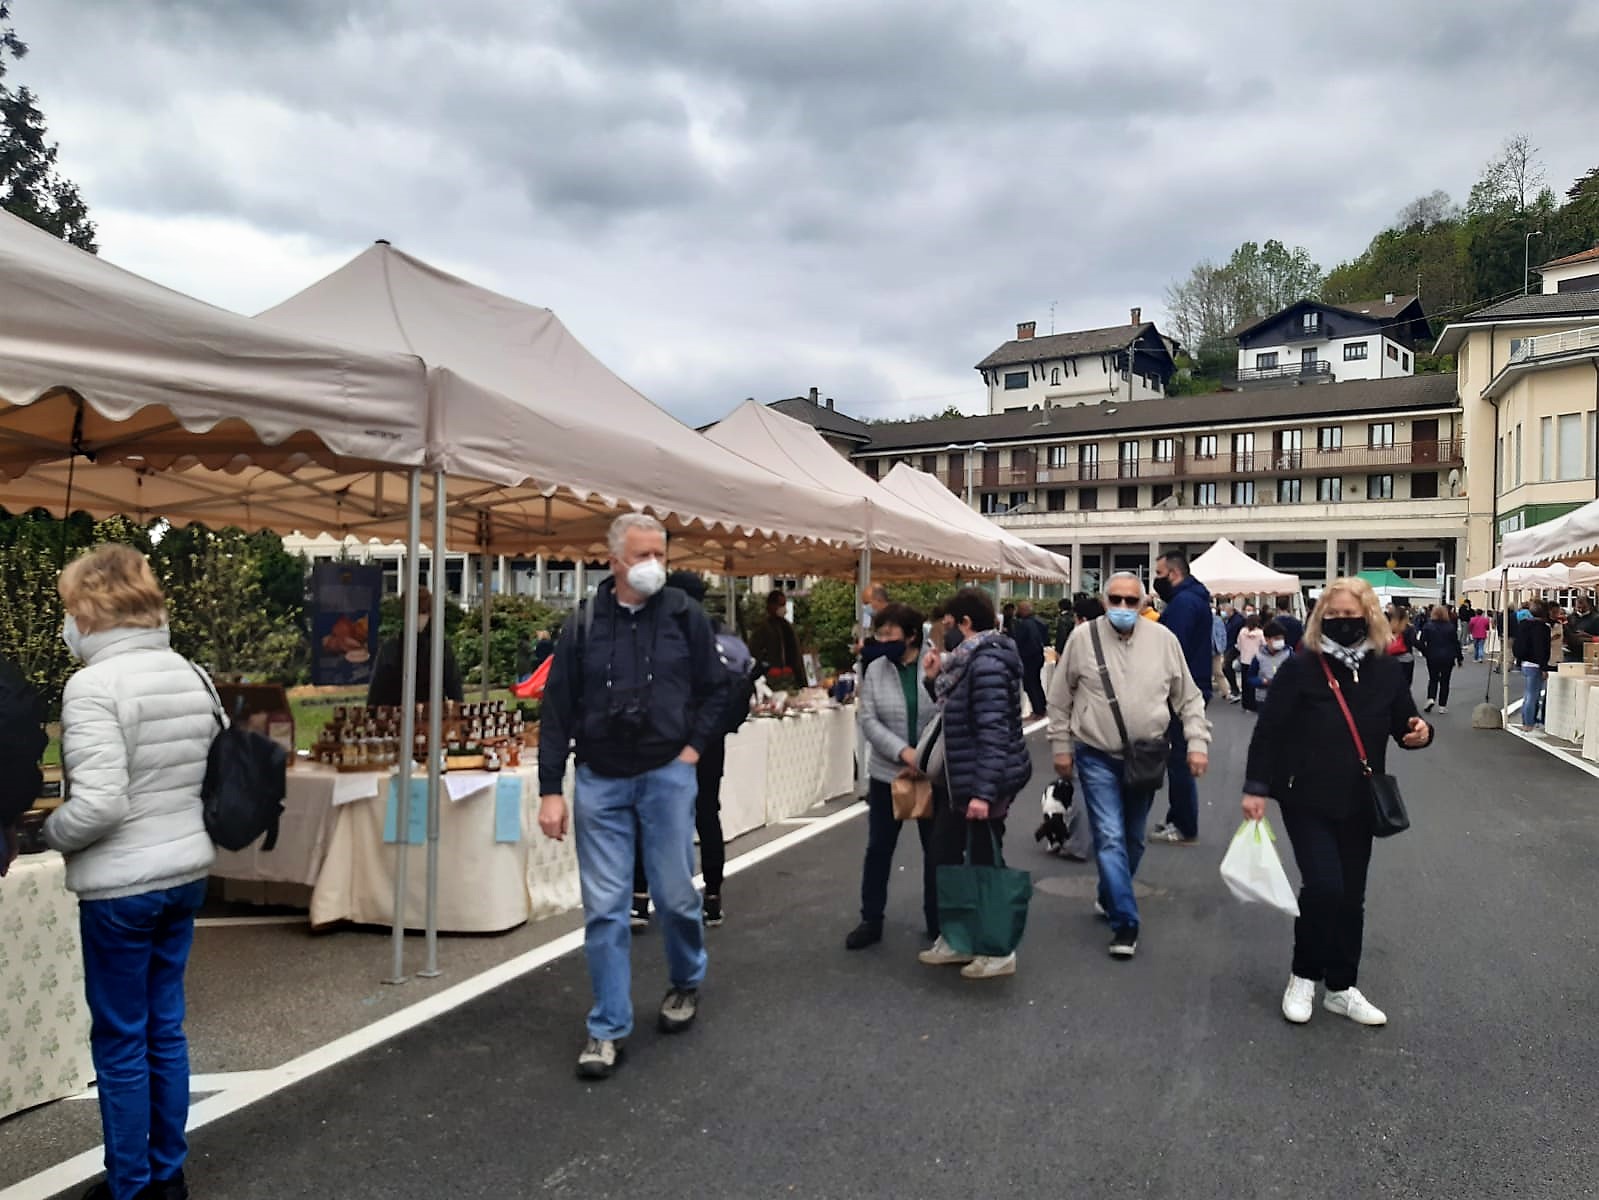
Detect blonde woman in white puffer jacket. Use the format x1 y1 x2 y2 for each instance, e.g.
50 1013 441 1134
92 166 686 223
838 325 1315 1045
43 544 217 1200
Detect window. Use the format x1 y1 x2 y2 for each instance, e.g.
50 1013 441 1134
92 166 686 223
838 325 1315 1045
1193 482 1217 506
1009 491 1030 511
1386 344 1399 361
863 459 880 479
1278 478 1302 503
1412 472 1438 499
1046 489 1067 512
1118 485 1139 509
1256 352 1279 370
1079 488 1099 511
1119 440 1140 478
1047 445 1070 469
1302 312 1321 333
1401 352 1411 371
1276 429 1303 470
1078 443 1100 481
1514 423 1522 486
1590 413 1597 479
920 454 938 474
980 493 1002 514
1004 371 1028 390
1367 474 1394 499
1232 480 1256 505
1194 434 1218 459
1152 437 1175 463
1343 342 1369 361
1559 413 1585 480
1050 367 1061 385
1541 415 1555 480
1152 483 1175 505
1368 422 1394 449
1318 476 1342 502
1232 431 1255 471
1317 426 1343 452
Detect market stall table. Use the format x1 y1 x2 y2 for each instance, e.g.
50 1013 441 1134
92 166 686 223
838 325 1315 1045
0 851 93 1121
715 706 860 836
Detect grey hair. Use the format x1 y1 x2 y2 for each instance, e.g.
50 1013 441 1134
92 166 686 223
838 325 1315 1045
1104 571 1145 599
607 512 667 558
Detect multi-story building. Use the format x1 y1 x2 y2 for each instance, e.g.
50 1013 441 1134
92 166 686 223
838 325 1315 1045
852 373 1464 596
765 387 873 457
976 310 1178 415
1438 245 1599 583
1232 295 1431 386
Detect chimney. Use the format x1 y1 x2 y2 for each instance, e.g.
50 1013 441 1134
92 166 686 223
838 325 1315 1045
826 397 835 411
1016 321 1036 340
1384 291 1395 304
1130 306 1142 325
808 386 820 405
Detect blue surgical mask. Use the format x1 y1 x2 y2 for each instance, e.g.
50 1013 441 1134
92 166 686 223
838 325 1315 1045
1106 607 1139 633
63 613 86 661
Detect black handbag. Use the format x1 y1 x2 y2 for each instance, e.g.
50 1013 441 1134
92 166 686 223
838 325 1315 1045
1319 654 1410 837
1088 621 1169 794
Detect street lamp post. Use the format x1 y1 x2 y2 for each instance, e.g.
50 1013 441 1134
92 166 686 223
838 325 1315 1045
1524 229 1544 296
946 440 988 508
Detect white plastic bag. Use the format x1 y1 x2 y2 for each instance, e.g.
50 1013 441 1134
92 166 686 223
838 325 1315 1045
1219 818 1299 916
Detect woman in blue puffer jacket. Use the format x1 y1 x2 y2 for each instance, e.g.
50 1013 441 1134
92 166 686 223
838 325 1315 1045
917 587 1033 979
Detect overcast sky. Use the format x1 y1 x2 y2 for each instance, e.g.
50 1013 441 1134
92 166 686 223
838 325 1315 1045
13 0 1599 424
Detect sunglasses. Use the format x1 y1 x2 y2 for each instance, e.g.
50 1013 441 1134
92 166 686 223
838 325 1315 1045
1106 594 1143 608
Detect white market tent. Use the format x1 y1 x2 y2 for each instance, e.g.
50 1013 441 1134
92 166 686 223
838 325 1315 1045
876 463 1072 584
1189 538 1301 596
1461 562 1599 593
703 402 1013 578
1502 498 1599 567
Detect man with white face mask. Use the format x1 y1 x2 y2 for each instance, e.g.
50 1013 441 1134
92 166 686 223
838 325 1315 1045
538 513 730 1081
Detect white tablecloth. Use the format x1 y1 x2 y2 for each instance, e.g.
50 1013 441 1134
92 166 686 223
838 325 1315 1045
0 851 93 1120
211 764 377 887
720 707 859 835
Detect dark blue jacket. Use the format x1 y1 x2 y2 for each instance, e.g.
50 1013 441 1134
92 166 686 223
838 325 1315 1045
1275 613 1304 649
941 638 1033 819
1011 615 1049 666
537 580 729 793
1159 576 1214 701
1226 610 1246 651
1417 619 1463 666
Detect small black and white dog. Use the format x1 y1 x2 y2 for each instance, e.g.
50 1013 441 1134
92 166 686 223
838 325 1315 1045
1035 778 1086 860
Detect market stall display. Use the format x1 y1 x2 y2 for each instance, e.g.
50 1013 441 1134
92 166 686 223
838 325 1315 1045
310 700 528 771
0 852 93 1121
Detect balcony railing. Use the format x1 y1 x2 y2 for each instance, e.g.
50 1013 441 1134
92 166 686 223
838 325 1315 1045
1510 326 1599 362
1236 359 1333 384
1283 325 1326 342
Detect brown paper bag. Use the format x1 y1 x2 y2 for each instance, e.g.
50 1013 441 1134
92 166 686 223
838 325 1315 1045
891 770 933 821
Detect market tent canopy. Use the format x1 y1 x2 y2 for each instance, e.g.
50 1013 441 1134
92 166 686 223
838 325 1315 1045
1501 499 1599 567
0 210 429 489
702 402 1004 576
1352 568 1437 599
1189 539 1301 596
876 463 1071 583
250 243 876 572
1461 562 1599 592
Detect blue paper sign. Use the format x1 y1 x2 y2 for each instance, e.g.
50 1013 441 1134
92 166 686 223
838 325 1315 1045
310 563 383 687
383 777 429 845
494 775 523 843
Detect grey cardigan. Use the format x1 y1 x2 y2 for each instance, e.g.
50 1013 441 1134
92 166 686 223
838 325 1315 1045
857 653 935 785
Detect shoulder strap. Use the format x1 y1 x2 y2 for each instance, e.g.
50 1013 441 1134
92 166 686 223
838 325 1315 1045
188 661 225 732
1317 654 1371 776
1088 620 1133 753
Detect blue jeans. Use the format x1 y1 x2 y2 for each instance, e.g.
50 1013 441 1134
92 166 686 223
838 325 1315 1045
574 760 707 1040
79 878 208 1200
1162 716 1198 840
1522 665 1546 727
1075 745 1153 934
1473 637 1485 663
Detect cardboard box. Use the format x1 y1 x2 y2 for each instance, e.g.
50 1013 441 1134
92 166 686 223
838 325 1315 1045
1559 662 1589 677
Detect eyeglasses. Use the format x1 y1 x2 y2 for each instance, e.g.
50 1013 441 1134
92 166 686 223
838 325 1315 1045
1106 594 1142 608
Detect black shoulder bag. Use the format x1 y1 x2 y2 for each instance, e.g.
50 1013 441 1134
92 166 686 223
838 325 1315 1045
1088 620 1169 794
1319 654 1410 837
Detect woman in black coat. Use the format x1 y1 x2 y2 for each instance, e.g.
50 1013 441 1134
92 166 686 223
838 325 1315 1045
1241 577 1433 1029
918 587 1032 980
1416 605 1464 714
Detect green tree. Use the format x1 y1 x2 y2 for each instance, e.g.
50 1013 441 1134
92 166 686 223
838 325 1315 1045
1164 239 1323 358
154 527 306 682
0 1 95 249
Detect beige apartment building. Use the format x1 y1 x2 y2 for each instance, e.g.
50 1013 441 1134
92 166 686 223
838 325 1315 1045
1437 246 1599 585
853 373 1463 596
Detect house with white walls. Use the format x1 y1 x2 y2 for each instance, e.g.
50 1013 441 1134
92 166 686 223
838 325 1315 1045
976 309 1179 415
1232 294 1431 386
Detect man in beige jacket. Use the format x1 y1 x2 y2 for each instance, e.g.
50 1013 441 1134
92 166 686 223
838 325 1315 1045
1048 572 1211 959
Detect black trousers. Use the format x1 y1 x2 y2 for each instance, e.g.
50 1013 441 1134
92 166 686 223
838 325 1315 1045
1222 648 1240 694
1021 659 1047 720
1425 661 1455 707
859 778 936 933
633 738 728 896
1279 801 1374 993
930 793 1006 871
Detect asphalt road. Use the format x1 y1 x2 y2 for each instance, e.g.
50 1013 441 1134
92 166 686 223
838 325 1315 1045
50 666 1599 1198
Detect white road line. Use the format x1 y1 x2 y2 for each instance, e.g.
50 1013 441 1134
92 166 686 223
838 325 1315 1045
194 915 307 929
65 1072 275 1102
1 801 867 1200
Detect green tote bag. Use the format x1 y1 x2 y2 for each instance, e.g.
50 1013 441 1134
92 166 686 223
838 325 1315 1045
936 826 1033 958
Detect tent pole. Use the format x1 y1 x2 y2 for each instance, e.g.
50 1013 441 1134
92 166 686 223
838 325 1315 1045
385 468 423 986
857 547 872 630
420 470 447 979
1500 569 1511 721
479 516 492 702
724 555 736 633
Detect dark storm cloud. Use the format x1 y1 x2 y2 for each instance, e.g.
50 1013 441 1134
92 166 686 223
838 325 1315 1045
12 0 1599 424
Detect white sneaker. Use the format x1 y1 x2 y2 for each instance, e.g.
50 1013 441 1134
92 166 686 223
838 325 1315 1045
1438 706 1449 714
917 936 974 966
1423 699 1435 712
1324 987 1387 1026
960 954 1017 979
1093 900 1108 921
1281 975 1316 1024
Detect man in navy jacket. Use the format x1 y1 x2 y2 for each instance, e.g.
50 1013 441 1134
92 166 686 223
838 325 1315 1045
1152 551 1212 845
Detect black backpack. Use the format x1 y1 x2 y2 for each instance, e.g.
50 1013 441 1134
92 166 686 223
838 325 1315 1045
189 664 287 852
713 629 758 737
0 658 47 826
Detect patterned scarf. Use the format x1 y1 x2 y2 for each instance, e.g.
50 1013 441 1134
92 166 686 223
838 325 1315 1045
1320 639 1373 679
934 628 1006 702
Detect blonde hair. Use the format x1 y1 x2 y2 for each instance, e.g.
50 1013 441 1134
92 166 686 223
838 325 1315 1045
1304 577 1388 652
59 544 167 634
